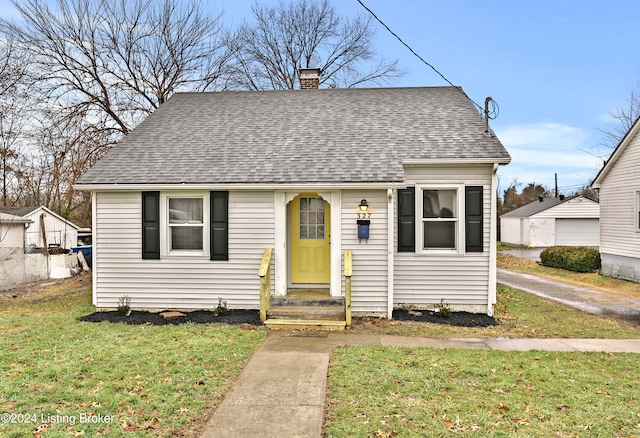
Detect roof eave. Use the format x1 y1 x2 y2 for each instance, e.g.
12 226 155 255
402 158 511 166
73 181 409 192
591 115 640 188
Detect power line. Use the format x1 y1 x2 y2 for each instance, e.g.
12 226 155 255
356 0 484 112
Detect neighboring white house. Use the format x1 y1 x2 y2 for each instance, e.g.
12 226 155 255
0 212 46 290
0 206 80 250
591 116 640 283
500 196 600 248
75 74 511 318
0 211 31 249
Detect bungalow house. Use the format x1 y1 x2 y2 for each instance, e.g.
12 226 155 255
0 206 80 250
500 195 600 247
591 116 640 283
75 70 511 322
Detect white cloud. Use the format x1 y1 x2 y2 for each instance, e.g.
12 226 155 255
494 123 603 194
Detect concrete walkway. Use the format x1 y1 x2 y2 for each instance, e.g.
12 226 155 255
199 332 640 438
497 268 640 325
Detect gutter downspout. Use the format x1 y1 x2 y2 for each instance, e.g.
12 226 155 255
92 192 98 306
488 163 499 316
387 188 394 318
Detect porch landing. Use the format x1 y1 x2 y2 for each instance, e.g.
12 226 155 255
264 288 347 330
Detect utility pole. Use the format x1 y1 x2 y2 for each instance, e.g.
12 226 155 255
555 173 558 198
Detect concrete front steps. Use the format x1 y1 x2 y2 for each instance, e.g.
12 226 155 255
264 290 346 330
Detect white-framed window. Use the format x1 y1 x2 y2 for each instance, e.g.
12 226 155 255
416 184 464 254
636 191 640 232
161 193 209 257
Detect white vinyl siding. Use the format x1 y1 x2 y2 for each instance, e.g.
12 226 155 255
341 189 389 313
94 191 275 310
596 130 640 259
394 165 492 310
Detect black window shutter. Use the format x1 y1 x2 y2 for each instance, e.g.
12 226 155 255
465 186 484 252
142 191 160 259
397 187 415 252
210 191 229 261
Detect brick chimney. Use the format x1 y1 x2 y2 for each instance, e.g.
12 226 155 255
299 68 321 89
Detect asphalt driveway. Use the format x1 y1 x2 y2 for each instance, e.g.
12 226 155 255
497 268 640 327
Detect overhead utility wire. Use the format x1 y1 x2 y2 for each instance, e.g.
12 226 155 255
356 0 484 112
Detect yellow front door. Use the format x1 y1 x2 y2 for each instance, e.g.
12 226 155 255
291 195 331 284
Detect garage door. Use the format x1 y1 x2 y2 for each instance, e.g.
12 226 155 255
555 219 599 246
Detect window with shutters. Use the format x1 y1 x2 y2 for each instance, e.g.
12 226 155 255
142 191 228 260
398 185 483 255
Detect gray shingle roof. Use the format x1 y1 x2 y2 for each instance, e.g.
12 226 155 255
77 87 510 185
501 197 569 218
0 206 39 217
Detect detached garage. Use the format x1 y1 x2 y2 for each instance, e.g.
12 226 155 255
501 196 599 248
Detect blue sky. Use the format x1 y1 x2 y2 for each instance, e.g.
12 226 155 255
2 0 639 195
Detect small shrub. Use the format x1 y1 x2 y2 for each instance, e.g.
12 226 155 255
540 246 600 273
117 295 131 316
214 297 228 316
435 298 452 318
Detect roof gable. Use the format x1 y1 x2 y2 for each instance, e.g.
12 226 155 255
592 115 640 188
77 87 510 186
0 206 80 229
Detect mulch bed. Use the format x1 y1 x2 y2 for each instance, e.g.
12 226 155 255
78 309 262 326
392 309 498 327
79 308 496 328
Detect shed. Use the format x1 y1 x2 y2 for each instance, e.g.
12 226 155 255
500 196 600 247
0 206 80 249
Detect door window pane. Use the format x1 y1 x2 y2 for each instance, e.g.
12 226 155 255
299 197 325 240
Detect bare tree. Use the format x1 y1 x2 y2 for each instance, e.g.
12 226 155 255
0 36 31 207
230 0 402 90
600 80 640 151
2 0 235 136
18 107 112 226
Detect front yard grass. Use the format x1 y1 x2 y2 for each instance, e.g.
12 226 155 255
325 346 640 437
0 275 266 437
353 285 640 338
325 250 640 436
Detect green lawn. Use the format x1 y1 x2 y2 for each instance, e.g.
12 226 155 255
325 251 640 437
352 285 640 339
326 346 640 437
3 259 640 437
0 276 266 437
